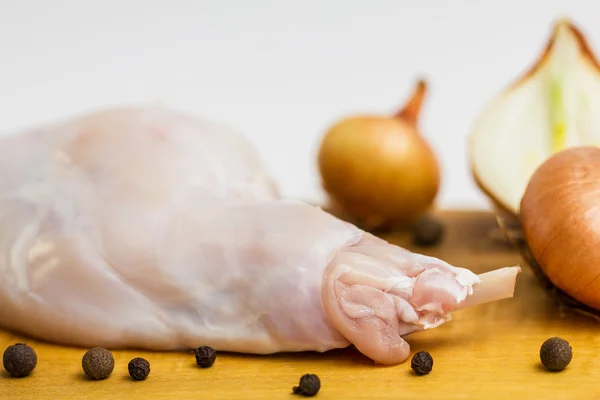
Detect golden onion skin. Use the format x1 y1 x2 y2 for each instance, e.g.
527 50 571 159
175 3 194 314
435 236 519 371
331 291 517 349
521 147 600 310
317 92 440 230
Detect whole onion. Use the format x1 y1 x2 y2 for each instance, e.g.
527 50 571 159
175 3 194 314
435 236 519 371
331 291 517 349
521 146 600 310
317 79 440 230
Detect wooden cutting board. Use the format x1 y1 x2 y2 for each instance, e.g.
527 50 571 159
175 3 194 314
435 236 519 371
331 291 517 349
2 210 599 400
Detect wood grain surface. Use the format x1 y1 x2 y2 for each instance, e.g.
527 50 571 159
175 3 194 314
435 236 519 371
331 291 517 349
2 210 599 400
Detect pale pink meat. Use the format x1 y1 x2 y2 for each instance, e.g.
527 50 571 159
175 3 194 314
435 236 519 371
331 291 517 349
0 107 520 365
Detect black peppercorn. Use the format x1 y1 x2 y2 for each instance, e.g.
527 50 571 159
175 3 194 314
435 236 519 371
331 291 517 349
81 347 114 380
411 351 433 375
293 373 320 397
194 346 216 368
412 216 445 247
2 343 37 378
128 357 150 381
540 337 572 371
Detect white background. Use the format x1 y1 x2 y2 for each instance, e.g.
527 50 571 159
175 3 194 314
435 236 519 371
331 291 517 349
1 0 597 209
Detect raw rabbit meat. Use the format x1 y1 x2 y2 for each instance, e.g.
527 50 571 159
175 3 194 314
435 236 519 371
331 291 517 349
0 107 520 365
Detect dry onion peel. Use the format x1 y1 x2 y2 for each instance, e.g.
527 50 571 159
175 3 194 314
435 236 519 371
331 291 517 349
317 79 440 230
498 214 600 322
519 147 600 316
